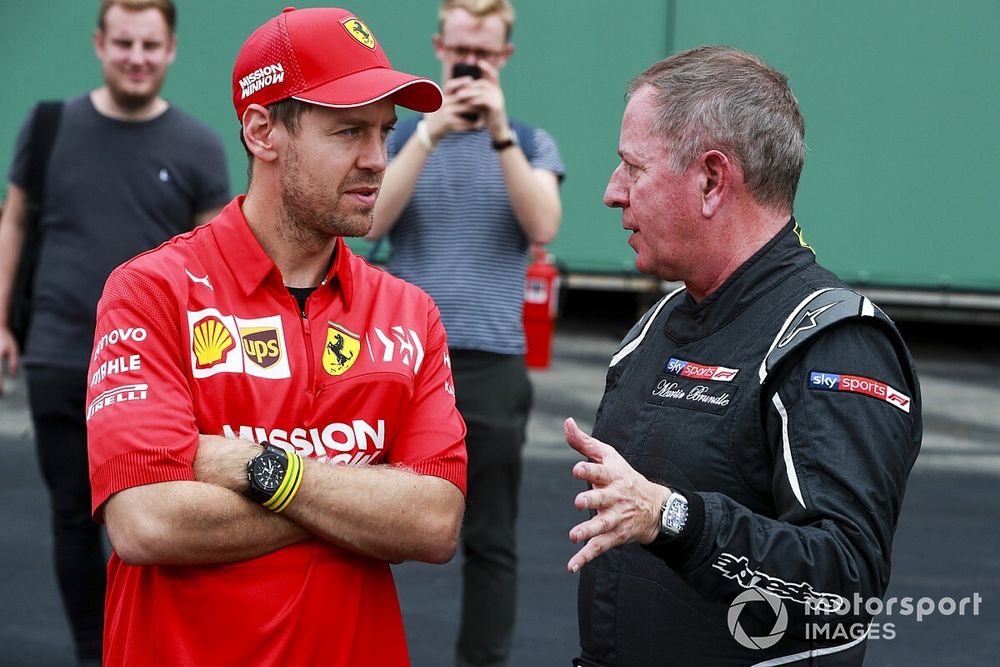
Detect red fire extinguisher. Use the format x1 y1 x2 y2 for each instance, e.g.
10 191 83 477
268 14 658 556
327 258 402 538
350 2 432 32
523 244 560 369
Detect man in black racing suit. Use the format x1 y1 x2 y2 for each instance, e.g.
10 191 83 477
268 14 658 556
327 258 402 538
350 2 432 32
564 46 922 667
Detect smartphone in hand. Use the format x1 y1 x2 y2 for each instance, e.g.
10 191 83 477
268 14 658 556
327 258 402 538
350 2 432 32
451 63 482 122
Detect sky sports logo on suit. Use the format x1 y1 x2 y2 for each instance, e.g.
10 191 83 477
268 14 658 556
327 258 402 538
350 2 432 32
663 357 739 382
809 370 911 412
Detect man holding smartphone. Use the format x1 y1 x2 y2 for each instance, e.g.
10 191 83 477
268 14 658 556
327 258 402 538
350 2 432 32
368 2 563 665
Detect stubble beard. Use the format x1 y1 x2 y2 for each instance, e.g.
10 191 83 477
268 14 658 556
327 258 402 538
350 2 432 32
278 149 375 246
107 70 165 112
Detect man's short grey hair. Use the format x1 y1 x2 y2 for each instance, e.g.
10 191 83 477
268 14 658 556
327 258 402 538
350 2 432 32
628 45 806 212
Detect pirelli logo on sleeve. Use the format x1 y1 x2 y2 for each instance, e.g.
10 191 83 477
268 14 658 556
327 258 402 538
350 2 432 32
87 384 149 421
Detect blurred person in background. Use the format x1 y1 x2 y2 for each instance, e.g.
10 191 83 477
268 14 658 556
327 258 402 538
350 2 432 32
0 1 229 664
367 1 564 665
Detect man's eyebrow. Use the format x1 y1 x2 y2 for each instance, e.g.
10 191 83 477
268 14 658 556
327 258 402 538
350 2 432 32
618 149 642 163
333 115 399 128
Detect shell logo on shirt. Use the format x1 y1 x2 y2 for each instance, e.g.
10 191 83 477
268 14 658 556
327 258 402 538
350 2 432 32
324 322 361 376
188 309 291 379
192 316 236 369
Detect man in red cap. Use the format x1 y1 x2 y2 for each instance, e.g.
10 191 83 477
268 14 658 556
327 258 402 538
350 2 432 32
85 7 467 666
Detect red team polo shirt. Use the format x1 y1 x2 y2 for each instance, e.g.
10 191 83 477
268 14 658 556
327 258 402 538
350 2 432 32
86 197 467 666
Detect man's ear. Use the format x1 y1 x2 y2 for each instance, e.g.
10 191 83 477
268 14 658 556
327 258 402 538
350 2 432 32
93 28 106 60
164 33 177 66
496 42 515 70
699 150 734 218
242 104 280 163
432 33 446 63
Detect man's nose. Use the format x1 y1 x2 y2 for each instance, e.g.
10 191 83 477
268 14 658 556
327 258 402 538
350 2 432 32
127 43 145 64
357 134 388 173
604 165 628 209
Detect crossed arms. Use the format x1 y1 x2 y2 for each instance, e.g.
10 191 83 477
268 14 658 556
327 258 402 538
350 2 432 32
104 436 464 566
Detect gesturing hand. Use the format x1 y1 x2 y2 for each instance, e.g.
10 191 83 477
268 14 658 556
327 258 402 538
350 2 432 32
564 418 669 574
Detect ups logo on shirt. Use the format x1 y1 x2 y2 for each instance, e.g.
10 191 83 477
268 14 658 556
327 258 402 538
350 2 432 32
241 327 282 369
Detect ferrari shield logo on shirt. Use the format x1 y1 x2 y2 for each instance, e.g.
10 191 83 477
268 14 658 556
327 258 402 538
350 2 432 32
324 322 361 376
342 17 375 49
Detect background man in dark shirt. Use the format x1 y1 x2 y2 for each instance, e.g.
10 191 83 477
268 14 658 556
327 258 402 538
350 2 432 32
0 2 229 663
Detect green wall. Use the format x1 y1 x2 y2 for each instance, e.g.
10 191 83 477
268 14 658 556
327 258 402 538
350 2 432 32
2 1 997 291
669 0 1000 291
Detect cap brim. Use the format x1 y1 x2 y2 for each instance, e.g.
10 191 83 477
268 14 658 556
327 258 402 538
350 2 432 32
293 67 442 113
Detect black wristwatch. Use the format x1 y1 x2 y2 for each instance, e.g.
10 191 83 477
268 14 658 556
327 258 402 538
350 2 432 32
245 442 290 504
492 129 519 152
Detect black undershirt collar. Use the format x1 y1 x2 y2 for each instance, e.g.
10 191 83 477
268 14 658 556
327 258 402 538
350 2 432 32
286 285 317 317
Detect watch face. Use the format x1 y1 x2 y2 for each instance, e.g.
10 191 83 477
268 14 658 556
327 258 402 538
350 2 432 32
252 454 287 492
661 494 689 536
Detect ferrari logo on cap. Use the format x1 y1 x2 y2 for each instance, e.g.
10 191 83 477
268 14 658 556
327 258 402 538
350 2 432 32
342 18 375 49
323 322 361 376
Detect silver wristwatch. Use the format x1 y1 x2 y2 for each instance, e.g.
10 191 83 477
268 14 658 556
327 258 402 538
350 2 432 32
659 491 689 537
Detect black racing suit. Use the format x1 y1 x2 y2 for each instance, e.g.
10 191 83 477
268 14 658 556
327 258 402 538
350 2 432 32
576 220 922 666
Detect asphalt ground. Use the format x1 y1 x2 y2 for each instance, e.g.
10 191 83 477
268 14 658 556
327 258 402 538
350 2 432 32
1 300 998 666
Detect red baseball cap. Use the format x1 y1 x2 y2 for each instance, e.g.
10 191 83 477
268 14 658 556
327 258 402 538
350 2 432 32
232 6 442 122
